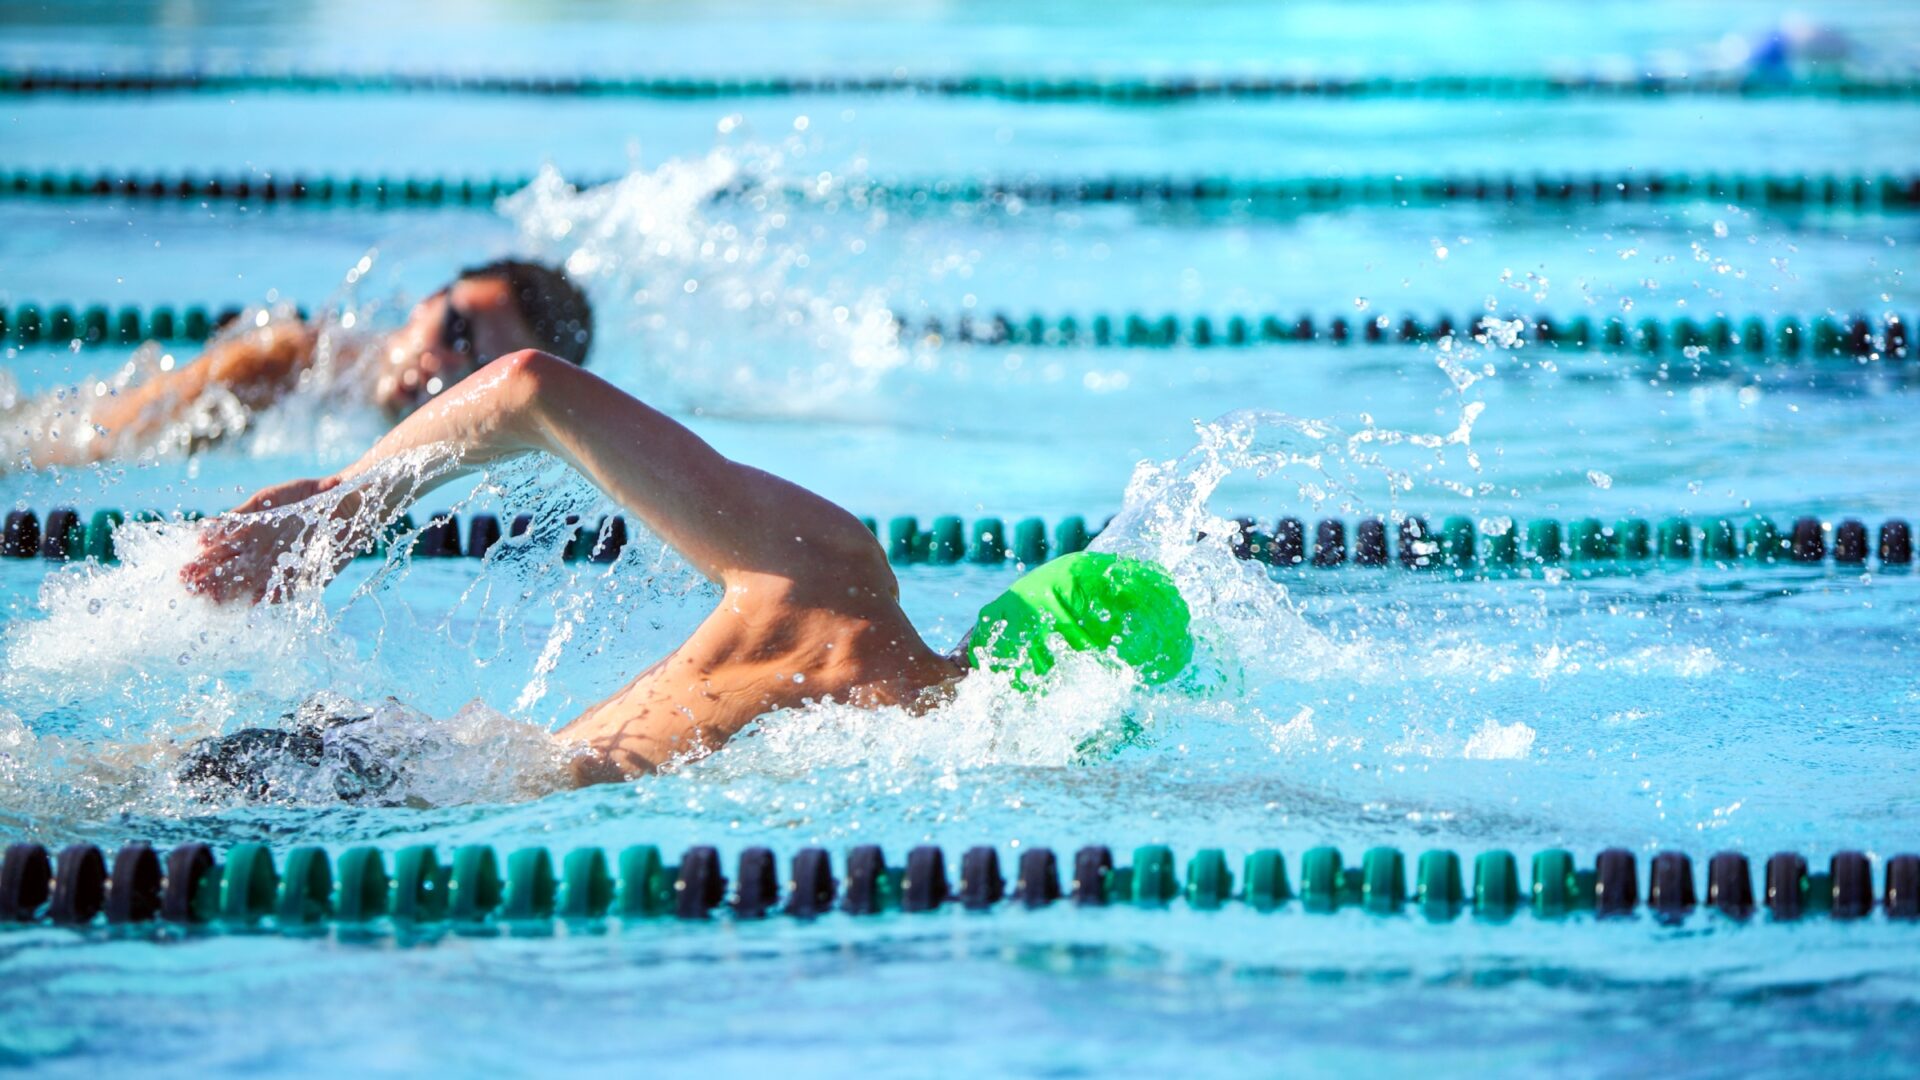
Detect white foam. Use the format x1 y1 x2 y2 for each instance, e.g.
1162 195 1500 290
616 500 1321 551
501 151 907 411
719 651 1145 777
4 520 354 706
1463 719 1539 760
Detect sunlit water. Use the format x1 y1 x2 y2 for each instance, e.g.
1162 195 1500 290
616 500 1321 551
3 1 1919 1076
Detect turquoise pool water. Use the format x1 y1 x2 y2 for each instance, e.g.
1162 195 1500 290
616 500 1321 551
3 1 1920 1075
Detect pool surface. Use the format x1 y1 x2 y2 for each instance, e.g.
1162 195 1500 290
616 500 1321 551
2 1 1919 1076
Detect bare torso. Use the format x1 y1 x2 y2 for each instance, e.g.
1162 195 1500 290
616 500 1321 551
558 573 964 780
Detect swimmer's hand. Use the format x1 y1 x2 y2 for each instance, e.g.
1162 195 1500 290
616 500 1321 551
181 476 347 603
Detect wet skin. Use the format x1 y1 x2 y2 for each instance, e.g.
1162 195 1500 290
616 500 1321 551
38 274 536 467
183 350 967 783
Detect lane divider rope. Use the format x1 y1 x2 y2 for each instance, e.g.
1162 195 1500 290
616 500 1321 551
1 838 1911 930
3 67 1918 102
4 509 1913 575
897 310 1912 359
5 168 1918 212
3 301 1910 360
1 302 299 347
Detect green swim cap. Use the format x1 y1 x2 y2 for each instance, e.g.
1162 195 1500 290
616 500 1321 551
969 552 1193 690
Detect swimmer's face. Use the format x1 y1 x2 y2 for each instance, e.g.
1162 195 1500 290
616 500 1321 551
374 275 534 415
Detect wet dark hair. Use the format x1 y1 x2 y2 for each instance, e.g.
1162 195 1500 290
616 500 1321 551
458 258 594 366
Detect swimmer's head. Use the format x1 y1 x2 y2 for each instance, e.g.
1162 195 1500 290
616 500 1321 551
376 259 594 414
965 551 1193 692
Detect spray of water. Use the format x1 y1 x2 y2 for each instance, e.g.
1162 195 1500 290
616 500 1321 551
0 450 693 819
502 152 907 411
0 144 915 476
2 143 1760 828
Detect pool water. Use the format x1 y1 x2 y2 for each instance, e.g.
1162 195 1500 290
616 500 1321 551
3 1 1920 1075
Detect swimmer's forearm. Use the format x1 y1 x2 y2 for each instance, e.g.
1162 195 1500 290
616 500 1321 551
322 350 551 534
78 322 315 462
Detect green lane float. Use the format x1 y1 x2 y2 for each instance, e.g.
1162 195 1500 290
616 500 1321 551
1131 844 1179 906
1362 847 1407 913
1242 850 1291 910
7 167 1918 214
1418 850 1465 917
5 508 1918 575
5 65 1920 101
9 300 1907 361
277 846 333 926
334 847 389 921
1185 848 1233 909
218 842 279 923
5 839 1914 931
1300 846 1345 912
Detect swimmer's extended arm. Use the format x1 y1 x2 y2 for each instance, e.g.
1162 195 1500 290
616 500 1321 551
36 321 316 467
186 349 890 599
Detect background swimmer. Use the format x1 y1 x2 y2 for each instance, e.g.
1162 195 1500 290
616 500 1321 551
10 259 593 468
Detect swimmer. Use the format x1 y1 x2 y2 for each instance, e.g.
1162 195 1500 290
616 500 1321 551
179 349 1192 789
15 259 593 467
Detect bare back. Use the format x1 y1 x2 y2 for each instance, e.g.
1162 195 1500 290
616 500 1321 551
560 569 959 778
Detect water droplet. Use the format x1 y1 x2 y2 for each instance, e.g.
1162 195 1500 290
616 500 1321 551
1587 470 1613 489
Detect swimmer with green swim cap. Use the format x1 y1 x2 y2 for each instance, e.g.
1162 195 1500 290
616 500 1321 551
184 350 1190 790
968 551 1194 691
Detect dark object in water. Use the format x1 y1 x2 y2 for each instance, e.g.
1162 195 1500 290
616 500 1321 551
176 707 403 804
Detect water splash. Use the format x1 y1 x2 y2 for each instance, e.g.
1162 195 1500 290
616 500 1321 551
4 515 358 717
501 151 906 411
713 404 1545 789
0 449 709 818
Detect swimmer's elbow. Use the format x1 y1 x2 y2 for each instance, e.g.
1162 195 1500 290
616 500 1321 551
492 348 564 400
489 349 576 445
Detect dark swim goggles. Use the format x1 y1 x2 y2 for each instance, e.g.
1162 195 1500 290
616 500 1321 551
438 297 476 359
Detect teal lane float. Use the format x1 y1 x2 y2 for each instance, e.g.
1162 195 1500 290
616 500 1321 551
6 168 1918 213
3 509 1914 574
6 301 1908 361
1 840 1913 930
5 66 1920 101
